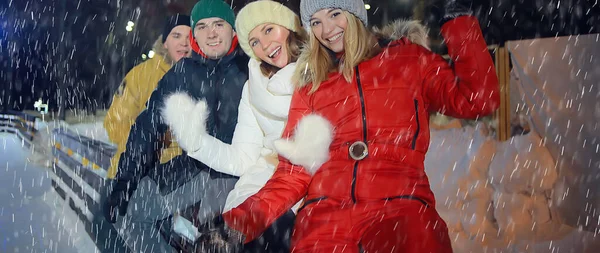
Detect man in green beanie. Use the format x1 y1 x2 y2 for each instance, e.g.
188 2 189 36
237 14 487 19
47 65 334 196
103 0 249 252
190 0 237 59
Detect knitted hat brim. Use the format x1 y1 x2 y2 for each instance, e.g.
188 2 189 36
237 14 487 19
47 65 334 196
235 0 299 60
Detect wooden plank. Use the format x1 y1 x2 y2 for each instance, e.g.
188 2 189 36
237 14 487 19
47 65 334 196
495 47 511 142
494 47 502 141
500 47 507 141
503 48 511 141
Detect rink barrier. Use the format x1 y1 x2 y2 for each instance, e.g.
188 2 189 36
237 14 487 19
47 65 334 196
0 111 37 148
0 111 130 251
51 128 131 253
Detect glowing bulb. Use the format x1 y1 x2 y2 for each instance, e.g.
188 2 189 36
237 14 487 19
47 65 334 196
126 25 133 32
365 4 371 10
148 50 155 59
127 21 135 27
142 54 147 59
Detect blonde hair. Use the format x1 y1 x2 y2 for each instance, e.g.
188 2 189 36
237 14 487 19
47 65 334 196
259 18 308 78
294 11 381 93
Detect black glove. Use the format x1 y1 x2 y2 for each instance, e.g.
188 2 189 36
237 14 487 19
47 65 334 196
443 0 473 22
102 180 136 223
429 0 473 26
194 214 245 253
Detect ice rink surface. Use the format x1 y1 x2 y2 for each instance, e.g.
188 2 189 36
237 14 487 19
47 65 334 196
0 133 98 253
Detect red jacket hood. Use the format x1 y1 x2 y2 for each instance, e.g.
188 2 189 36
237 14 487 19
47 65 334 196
296 19 431 89
372 19 430 50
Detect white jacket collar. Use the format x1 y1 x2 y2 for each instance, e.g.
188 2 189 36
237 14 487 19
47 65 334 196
247 59 296 120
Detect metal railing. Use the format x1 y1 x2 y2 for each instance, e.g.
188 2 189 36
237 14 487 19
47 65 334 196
0 110 37 148
50 128 130 253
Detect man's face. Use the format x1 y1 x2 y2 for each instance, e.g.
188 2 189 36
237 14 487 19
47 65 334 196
163 25 191 62
194 17 235 59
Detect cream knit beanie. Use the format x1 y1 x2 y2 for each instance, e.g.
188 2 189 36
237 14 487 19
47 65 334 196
235 0 298 60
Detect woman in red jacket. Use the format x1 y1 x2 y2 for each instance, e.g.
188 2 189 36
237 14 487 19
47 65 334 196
199 0 499 252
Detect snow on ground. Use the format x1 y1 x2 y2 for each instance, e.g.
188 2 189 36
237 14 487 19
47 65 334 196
425 124 599 252
35 112 112 145
63 112 111 144
0 133 99 253
68 121 111 145
28 117 114 170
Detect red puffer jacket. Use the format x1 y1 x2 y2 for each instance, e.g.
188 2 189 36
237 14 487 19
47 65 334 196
224 16 500 242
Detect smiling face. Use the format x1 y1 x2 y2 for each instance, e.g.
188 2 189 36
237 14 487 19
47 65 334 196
309 8 348 53
193 17 235 59
248 23 291 68
163 25 192 62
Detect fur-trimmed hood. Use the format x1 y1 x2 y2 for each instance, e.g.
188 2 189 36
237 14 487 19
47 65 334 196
373 19 430 50
152 35 174 66
294 19 430 89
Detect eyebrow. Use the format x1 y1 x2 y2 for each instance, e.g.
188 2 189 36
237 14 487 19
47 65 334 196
248 24 269 42
196 20 224 27
309 9 340 22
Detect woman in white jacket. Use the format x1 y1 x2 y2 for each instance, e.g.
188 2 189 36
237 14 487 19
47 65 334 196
162 1 307 252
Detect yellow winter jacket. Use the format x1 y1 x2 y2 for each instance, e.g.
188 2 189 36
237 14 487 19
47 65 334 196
104 39 182 179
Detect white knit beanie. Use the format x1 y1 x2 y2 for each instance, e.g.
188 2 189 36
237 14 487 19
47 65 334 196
235 0 298 61
300 0 368 30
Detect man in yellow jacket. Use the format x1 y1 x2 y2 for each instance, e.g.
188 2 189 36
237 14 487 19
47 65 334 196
104 14 191 178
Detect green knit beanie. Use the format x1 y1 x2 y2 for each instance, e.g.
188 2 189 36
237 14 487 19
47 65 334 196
191 0 236 33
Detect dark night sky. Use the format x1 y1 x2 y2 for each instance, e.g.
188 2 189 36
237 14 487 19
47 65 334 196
1 0 599 113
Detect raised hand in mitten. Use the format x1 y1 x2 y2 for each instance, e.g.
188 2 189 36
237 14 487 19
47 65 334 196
273 114 334 175
194 214 245 253
429 0 473 26
442 0 473 23
161 92 209 152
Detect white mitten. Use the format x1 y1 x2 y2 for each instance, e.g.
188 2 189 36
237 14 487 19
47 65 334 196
161 92 209 152
273 114 334 175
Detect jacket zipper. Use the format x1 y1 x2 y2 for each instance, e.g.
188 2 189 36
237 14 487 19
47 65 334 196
351 66 368 203
411 99 420 150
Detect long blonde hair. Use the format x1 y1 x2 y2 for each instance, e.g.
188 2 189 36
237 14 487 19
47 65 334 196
294 11 381 93
259 18 308 78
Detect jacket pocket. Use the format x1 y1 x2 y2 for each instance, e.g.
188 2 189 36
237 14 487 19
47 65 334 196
297 196 328 213
410 99 420 150
385 195 429 207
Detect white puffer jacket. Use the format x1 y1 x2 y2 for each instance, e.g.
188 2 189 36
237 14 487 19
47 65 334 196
187 58 300 212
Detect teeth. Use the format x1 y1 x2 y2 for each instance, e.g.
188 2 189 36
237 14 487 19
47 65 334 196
208 42 220 46
269 47 281 58
328 33 343 42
